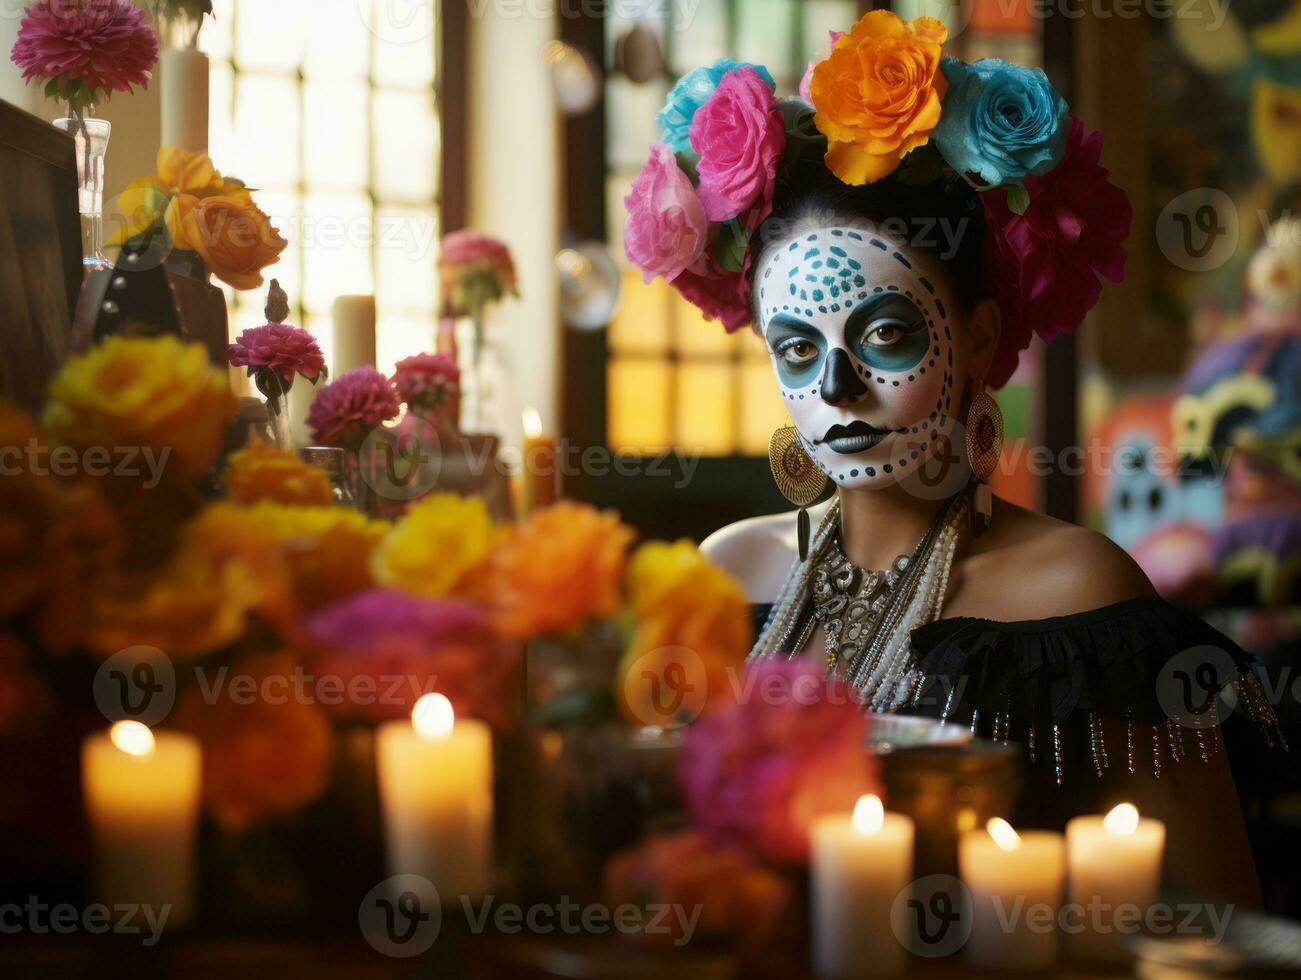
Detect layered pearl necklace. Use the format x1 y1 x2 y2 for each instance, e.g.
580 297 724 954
749 492 967 712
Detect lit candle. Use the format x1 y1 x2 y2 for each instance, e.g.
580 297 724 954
811 794 914 978
332 295 377 376
82 722 202 926
960 818 1065 970
1066 803 1166 963
160 49 210 152
376 694 493 905
521 407 558 516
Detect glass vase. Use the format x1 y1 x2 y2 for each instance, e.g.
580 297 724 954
53 108 111 271
458 314 502 436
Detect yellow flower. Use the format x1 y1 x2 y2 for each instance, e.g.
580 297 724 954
224 444 335 507
810 10 948 185
106 177 171 249
167 193 288 291
617 540 752 726
372 493 498 598
484 502 634 639
43 336 236 483
157 146 224 196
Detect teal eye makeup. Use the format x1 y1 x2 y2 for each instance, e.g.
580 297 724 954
766 314 826 386
846 295 928 373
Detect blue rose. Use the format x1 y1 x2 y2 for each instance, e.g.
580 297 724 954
933 57 1070 190
657 59 777 154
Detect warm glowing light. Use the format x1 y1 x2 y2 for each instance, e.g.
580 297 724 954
851 794 885 836
412 694 455 741
109 721 156 758
1104 803 1140 836
522 407 544 440
987 817 1021 852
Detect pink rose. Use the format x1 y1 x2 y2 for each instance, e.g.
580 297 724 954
799 31 845 105
623 141 708 284
689 66 785 225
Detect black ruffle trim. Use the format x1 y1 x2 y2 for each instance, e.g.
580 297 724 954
908 597 1255 727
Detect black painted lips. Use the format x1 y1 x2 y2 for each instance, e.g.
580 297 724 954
819 420 889 455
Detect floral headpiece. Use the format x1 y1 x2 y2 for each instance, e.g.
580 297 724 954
623 10 1132 388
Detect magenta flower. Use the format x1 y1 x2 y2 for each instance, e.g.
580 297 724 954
228 323 326 391
673 251 755 333
623 140 708 284
392 352 460 412
678 658 881 867
306 367 400 448
440 230 518 318
688 66 784 226
982 117 1131 388
305 590 517 726
11 0 159 108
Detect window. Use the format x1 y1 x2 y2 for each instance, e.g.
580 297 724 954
202 0 441 372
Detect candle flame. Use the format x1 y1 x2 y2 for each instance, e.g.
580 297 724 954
109 721 156 758
851 794 885 836
987 817 1021 852
523 407 544 439
412 693 455 741
1104 802 1140 836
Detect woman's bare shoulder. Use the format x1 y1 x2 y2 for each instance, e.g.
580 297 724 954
701 499 834 602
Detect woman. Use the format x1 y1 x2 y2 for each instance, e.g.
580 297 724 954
626 13 1280 906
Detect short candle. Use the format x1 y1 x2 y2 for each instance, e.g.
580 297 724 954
811 794 914 978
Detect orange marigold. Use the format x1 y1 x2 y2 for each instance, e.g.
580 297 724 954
224 443 335 507
486 501 635 639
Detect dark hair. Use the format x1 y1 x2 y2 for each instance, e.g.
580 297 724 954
751 164 987 314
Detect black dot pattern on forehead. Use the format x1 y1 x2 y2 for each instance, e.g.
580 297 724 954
893 252 911 269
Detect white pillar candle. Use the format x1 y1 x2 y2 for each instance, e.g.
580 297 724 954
376 694 493 906
1066 803 1166 963
332 296 377 376
811 794 914 978
287 375 320 446
82 722 202 927
160 49 209 153
960 818 1065 970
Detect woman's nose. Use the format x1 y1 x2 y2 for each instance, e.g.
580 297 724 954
819 348 868 405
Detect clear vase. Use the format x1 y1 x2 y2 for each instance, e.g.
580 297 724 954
458 314 501 436
53 108 111 271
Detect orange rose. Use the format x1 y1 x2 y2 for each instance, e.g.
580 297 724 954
809 10 948 185
224 444 336 507
156 147 223 196
167 193 287 290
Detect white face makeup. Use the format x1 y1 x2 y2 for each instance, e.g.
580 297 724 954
756 225 961 491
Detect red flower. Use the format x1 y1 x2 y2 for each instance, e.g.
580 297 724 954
228 323 326 388
674 251 755 333
306 367 400 449
982 117 1131 388
11 0 158 105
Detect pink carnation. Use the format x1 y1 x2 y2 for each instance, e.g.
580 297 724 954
392 352 460 431
11 0 158 103
623 140 708 284
678 658 881 866
689 66 784 226
982 118 1131 388
441 230 514 271
674 251 755 333
305 590 517 727
227 323 326 388
306 367 400 448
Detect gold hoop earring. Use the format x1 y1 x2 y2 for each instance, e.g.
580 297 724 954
769 424 828 561
965 383 1003 538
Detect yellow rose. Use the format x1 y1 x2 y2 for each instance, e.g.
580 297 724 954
224 444 336 507
43 336 236 482
372 493 498 598
810 10 948 185
106 177 171 249
167 193 288 290
157 146 224 195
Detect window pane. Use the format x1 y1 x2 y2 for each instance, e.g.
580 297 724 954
373 90 438 203
231 75 302 188
303 193 376 314
675 294 744 356
802 1 857 63
669 0 729 72
305 82 370 190
609 275 671 355
607 77 669 173
376 313 436 376
734 0 799 86
675 361 736 456
374 205 439 312
610 358 673 453
202 0 235 62
235 0 307 72
740 359 787 455
371 8 436 87
305 0 372 78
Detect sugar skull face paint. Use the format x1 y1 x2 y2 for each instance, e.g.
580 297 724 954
757 225 961 491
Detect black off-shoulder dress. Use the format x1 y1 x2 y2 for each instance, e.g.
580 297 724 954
751 596 1284 826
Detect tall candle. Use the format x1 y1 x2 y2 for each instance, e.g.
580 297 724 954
521 407 558 516
82 722 201 926
1066 803 1166 963
811 795 914 978
376 694 493 905
287 375 321 446
160 49 209 152
960 818 1065 970
332 296 377 375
